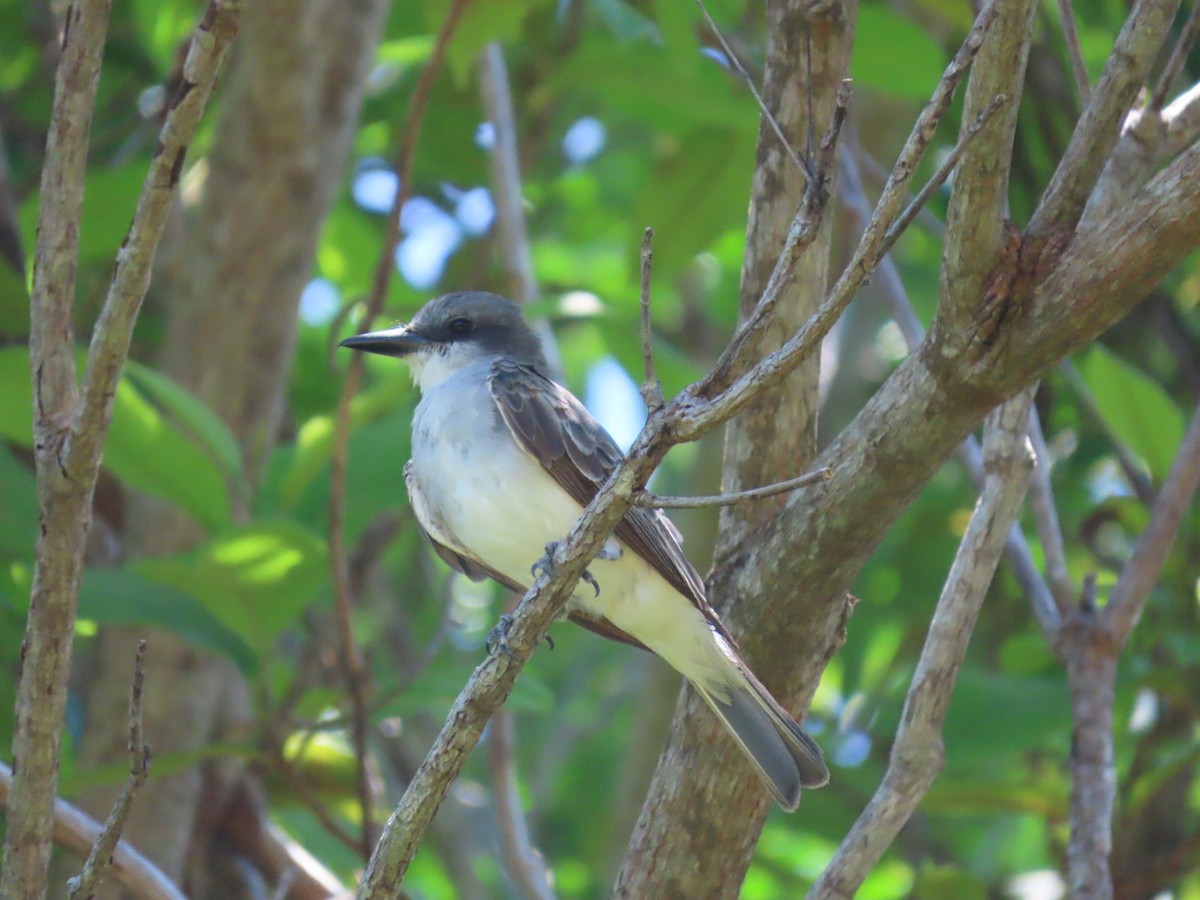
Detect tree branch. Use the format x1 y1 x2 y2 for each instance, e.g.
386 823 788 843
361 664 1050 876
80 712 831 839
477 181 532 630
695 0 998 426
1164 81 1200 157
486 711 554 900
694 0 814 186
809 391 1035 898
0 762 183 900
68 641 152 900
638 227 663 411
632 468 831 509
1106 402 1200 644
1057 0 1092 105
937 0 1036 339
840 147 1068 633
3 2 240 893
2 5 113 892
1030 0 1181 236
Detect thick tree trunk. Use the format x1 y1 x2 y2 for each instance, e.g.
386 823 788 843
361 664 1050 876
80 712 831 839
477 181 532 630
70 1 388 895
614 0 856 895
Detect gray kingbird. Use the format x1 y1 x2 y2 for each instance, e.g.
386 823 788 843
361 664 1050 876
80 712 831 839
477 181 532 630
341 291 828 809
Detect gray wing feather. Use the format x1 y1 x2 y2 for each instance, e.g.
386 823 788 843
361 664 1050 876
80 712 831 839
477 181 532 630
487 360 729 643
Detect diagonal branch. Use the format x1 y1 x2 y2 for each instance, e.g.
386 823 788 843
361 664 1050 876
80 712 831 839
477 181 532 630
632 468 831 509
1030 0 1182 237
68 641 152 900
1058 0 1092 105
706 0 999 400
809 391 1035 898
1106 402 1200 644
0 762 183 900
937 0 1036 339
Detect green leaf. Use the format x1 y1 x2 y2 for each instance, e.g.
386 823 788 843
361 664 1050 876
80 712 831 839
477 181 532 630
1078 345 1185 481
19 163 147 268
941 670 1069 766
137 521 329 655
124 359 245 488
79 566 258 675
632 127 755 275
273 364 412 513
0 347 233 530
853 6 947 100
594 0 658 42
0 443 37 559
423 0 540 83
652 0 700 75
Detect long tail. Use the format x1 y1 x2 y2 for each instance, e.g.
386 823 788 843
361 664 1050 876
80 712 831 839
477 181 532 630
692 651 828 811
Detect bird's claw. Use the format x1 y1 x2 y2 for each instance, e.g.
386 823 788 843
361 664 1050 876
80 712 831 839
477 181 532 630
486 613 556 656
487 614 516 659
581 568 600 597
530 541 558 579
529 541 600 597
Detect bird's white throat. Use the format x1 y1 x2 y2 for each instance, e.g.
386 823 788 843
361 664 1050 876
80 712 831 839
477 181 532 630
404 341 493 394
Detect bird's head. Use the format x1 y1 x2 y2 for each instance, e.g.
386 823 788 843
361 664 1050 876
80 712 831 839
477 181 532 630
340 291 545 391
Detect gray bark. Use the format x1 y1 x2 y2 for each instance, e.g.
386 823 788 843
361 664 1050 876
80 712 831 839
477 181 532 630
72 1 388 895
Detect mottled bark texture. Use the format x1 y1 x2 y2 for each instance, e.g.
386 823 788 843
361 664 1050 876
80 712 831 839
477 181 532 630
72 0 388 895
614 0 856 895
614 11 1200 895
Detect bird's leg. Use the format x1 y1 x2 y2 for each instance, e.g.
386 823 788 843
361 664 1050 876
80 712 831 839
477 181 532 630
530 541 601 597
486 612 555 656
530 542 559 579
487 613 516 659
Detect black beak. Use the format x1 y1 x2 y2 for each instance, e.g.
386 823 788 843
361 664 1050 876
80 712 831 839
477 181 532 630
339 326 430 357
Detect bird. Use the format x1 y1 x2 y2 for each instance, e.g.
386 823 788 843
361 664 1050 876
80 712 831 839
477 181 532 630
340 291 828 809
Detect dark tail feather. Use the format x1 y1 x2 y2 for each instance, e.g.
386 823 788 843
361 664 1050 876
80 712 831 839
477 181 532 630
694 669 828 811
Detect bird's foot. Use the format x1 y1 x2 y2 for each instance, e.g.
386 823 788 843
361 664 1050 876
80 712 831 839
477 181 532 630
581 568 600 597
530 541 601 597
487 614 515 659
530 542 559 579
486 613 556 657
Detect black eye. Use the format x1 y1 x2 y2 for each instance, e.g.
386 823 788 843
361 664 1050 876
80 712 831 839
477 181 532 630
448 317 472 336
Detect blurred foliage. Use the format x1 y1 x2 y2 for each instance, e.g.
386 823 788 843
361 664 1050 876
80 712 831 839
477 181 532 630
2 0 1200 896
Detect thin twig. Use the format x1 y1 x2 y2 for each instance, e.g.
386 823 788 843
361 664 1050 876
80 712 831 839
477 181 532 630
1058 0 1092 105
1106 402 1200 644
686 0 1000 436
1059 576 1117 899
1030 0 1181 236
854 146 946 237
69 641 152 900
1026 410 1076 612
879 93 1008 259
809 392 1035 899
272 749 366 857
328 0 472 861
633 467 831 509
817 81 854 193
1151 0 1200 110
840 146 1066 635
694 0 815 187
487 712 555 900
0 762 183 900
639 227 663 411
